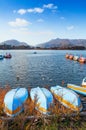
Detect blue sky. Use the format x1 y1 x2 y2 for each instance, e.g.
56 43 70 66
0 0 86 45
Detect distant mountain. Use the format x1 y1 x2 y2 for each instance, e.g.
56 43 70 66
1 38 86 50
37 38 86 49
0 39 29 46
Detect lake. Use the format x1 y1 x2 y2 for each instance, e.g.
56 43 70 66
0 50 86 88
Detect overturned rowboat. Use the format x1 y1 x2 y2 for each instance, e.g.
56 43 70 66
30 87 53 114
50 85 82 111
67 83 86 96
4 87 28 117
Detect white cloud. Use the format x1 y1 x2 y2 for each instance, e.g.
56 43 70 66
27 8 44 13
17 8 44 15
43 3 58 9
16 4 57 15
8 18 31 27
67 25 74 30
18 9 27 15
27 9 34 13
37 19 44 22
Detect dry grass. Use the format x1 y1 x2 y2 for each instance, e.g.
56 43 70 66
0 85 10 116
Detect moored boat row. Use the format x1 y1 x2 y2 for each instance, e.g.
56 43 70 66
0 53 12 60
65 53 86 63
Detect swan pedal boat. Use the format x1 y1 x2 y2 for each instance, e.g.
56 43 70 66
65 54 69 58
4 54 12 58
69 55 74 60
30 87 53 114
4 87 28 117
78 57 86 63
67 84 86 96
50 85 82 111
73 56 79 61
82 77 86 88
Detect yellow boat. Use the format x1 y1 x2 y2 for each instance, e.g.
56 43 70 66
67 83 86 96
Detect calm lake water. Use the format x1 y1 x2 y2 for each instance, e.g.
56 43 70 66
0 50 86 88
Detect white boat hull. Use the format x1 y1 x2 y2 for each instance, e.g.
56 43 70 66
50 85 82 111
67 83 86 96
30 87 53 114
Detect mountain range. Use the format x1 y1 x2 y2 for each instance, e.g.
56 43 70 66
37 38 86 49
0 38 86 49
0 39 29 46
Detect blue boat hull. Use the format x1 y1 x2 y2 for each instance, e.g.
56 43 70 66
0 55 4 60
4 87 28 117
30 87 53 114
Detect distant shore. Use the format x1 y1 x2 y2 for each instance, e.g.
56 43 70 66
0 47 86 50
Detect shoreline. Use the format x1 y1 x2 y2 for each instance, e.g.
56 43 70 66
0 87 86 117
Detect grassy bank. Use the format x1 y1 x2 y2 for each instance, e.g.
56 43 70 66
0 86 86 130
